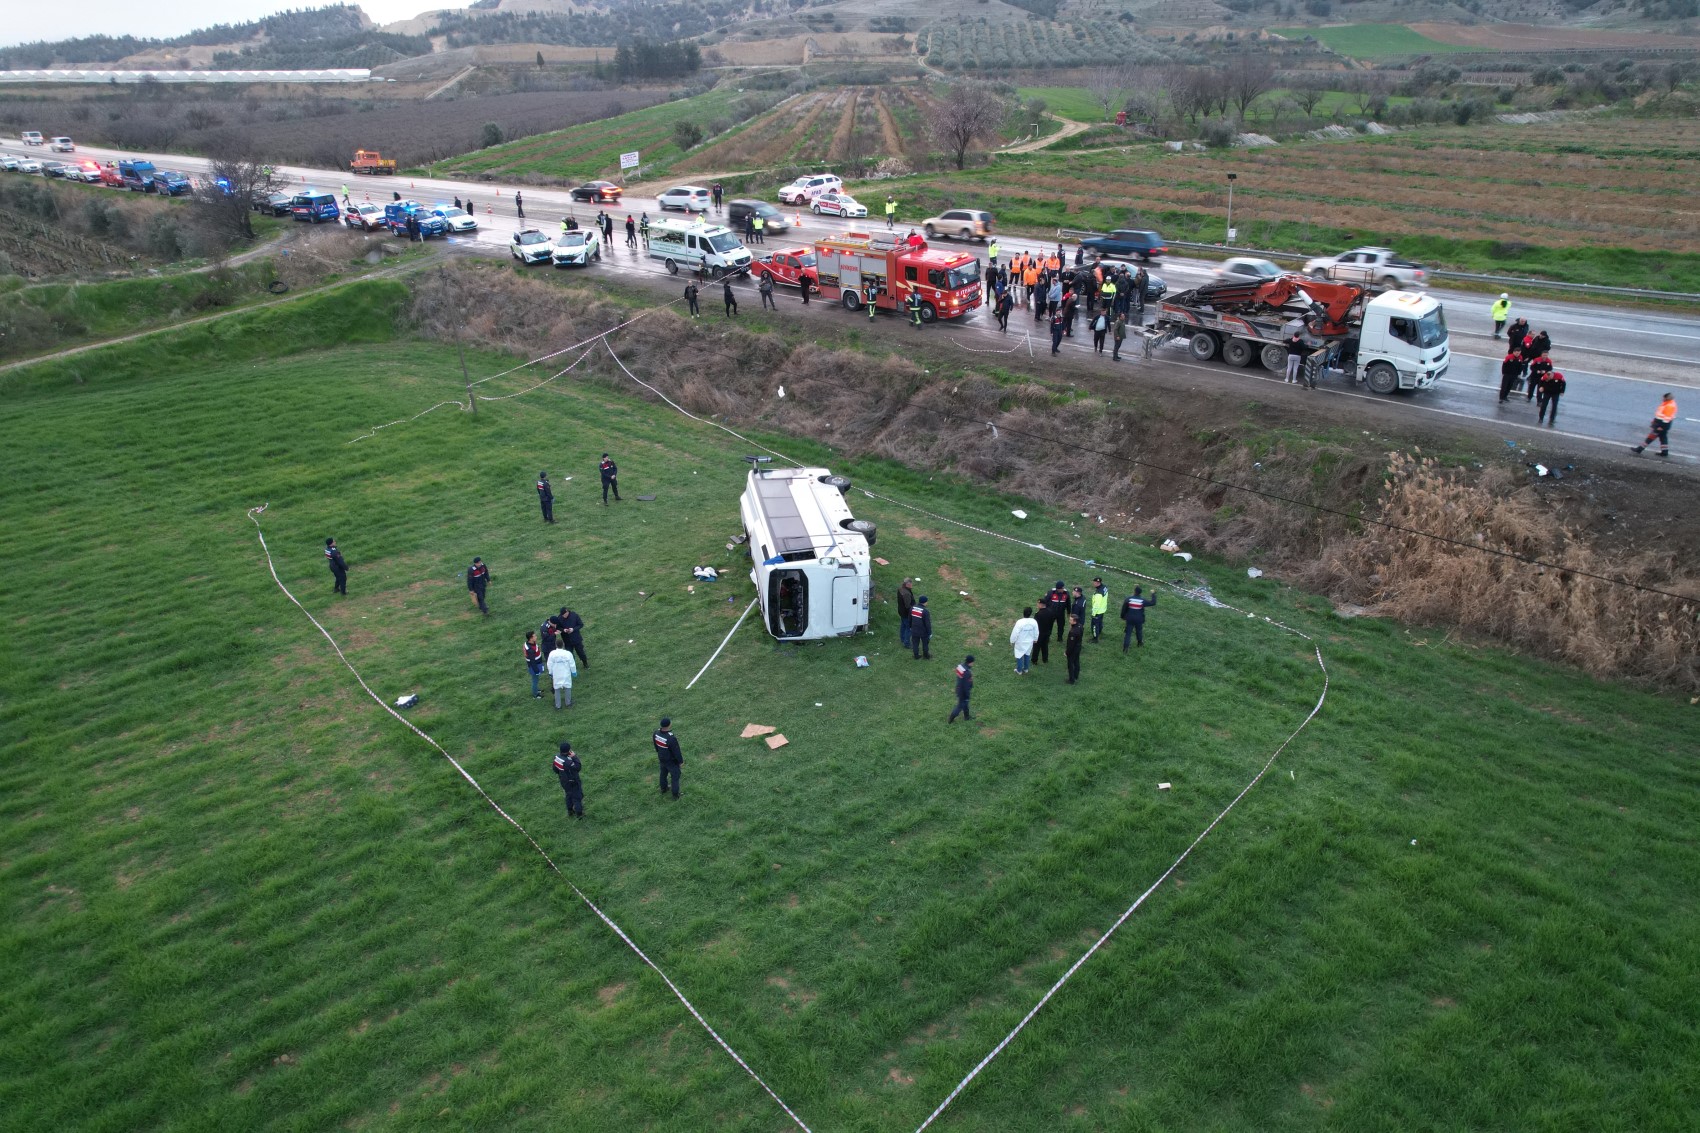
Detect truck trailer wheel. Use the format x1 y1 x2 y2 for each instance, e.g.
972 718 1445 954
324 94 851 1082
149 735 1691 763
842 291 862 311
665 259 679 275
1260 343 1288 372
1222 337 1255 367
819 474 853 491
1365 361 1400 395
841 518 877 545
1188 331 1219 361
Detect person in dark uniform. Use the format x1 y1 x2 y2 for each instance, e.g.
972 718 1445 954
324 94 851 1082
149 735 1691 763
685 281 700 317
1033 596 1055 665
723 279 738 318
554 742 584 818
1045 581 1070 642
909 595 932 659
653 717 683 798
897 578 915 647
514 191 524 220
553 606 587 668
948 655 975 722
1536 369 1566 426
907 290 923 328
524 631 545 698
467 557 490 614
599 453 620 504
325 537 347 595
1065 616 1084 684
539 617 558 658
1121 587 1157 650
536 471 554 523
1070 586 1087 625
799 273 810 305
1498 351 1523 403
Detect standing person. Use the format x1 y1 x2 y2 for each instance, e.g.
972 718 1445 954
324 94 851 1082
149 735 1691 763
1047 277 1063 322
340 183 351 207
752 214 765 245
1070 585 1087 626
948 655 975 722
867 282 880 321
759 272 777 310
685 280 701 317
514 191 524 220
907 290 923 328
561 216 575 239
1064 616 1084 684
1099 274 1118 318
639 213 650 245
1010 607 1040 675
1285 331 1307 385
995 288 1012 333
1498 350 1524 403
799 272 811 306
909 595 932 660
1120 587 1157 650
1032 596 1055 666
453 195 462 211
712 181 723 210
1491 293 1511 338
539 617 558 659
1091 309 1109 354
546 640 578 708
1062 287 1078 338
1089 578 1108 642
897 578 915 648
1112 311 1128 361
723 278 738 318
467 557 490 615
625 214 637 247
652 717 683 799
602 211 614 242
553 742 583 818
599 453 620 504
1132 266 1148 323
987 238 1000 264
325 537 347 595
1050 307 1065 355
1505 316 1528 353
884 194 897 229
1045 581 1070 642
1529 328 1551 361
554 606 588 669
524 631 545 699
1536 370 1566 426
1073 244 1084 268
1524 351 1552 403
406 213 421 243
1632 392 1678 457
536 471 554 523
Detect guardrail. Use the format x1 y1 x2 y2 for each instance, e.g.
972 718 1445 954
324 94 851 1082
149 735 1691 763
1052 228 1700 303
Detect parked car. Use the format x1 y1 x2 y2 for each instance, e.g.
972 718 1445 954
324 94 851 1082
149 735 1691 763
811 190 867 219
1302 246 1427 290
41 161 69 178
67 160 105 183
1213 256 1283 282
426 204 478 233
727 199 789 233
292 190 343 223
922 209 993 242
49 136 75 152
777 173 841 205
1079 229 1167 262
0 155 20 172
152 170 193 196
342 202 386 230
16 158 43 174
381 199 439 235
657 185 711 212
570 180 622 203
20 131 44 145
1140 271 1167 302
251 189 293 215
751 246 818 289
551 227 603 267
511 228 554 264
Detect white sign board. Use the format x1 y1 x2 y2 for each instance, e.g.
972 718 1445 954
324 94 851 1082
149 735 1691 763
1227 227 1237 241
619 151 640 170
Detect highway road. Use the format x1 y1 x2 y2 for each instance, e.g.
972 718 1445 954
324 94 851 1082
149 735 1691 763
9 138 1696 462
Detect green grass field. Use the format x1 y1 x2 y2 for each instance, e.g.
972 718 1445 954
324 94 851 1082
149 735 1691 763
3 281 1699 1130
1016 87 1110 122
433 88 751 183
1274 24 1483 58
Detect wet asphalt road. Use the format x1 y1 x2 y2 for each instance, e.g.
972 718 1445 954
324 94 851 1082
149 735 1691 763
10 139 1695 461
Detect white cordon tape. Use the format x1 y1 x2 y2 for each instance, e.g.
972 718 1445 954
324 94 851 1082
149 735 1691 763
599 361 1332 1132
686 597 760 690
245 507 814 1133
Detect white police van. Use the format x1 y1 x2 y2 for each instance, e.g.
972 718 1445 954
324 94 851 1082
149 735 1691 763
739 462 875 640
648 217 753 277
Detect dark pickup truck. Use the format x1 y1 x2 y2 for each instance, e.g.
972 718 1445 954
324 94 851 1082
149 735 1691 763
1079 228 1168 263
152 170 193 196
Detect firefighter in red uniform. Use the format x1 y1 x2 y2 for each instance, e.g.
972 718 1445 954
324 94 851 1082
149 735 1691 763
1045 581 1070 643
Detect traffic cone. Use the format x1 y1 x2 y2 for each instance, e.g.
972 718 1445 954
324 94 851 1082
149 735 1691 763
793 213 803 228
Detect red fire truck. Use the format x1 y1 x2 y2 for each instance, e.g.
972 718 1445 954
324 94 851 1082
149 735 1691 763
811 230 982 322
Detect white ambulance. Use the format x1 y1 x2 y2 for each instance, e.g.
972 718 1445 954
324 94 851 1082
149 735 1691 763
739 463 875 640
647 217 753 277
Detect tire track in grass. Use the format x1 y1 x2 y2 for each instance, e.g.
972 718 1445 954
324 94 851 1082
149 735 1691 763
827 87 860 161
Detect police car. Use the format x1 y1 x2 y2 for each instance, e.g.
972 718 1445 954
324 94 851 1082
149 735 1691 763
551 227 603 267
510 228 554 264
427 204 479 233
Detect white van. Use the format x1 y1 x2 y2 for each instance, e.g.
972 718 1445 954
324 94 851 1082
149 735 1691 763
648 217 753 277
778 173 842 205
21 131 44 146
739 464 875 640
49 137 75 152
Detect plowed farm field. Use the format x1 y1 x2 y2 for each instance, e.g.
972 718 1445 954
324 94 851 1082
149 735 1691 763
673 86 935 173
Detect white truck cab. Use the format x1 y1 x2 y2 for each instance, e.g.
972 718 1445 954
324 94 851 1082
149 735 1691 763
1355 291 1449 393
739 464 875 640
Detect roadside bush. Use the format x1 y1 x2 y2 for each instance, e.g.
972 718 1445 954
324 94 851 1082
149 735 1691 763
481 122 505 148
673 120 704 150
1200 117 1238 148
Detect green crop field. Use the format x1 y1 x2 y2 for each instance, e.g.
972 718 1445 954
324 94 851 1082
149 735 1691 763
1274 24 1483 58
3 280 1698 1130
1016 87 1109 123
433 88 750 183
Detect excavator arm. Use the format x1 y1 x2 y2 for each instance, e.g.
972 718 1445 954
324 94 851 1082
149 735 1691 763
1174 274 1366 337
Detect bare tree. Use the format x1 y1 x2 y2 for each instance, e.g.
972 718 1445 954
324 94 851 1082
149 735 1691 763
1348 72 1390 117
1164 65 1207 125
1291 76 1328 121
1122 68 1164 132
193 134 278 242
1228 56 1277 121
927 82 1008 170
1084 64 1132 121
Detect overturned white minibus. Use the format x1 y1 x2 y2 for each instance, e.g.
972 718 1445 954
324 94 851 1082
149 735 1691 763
739 463 876 639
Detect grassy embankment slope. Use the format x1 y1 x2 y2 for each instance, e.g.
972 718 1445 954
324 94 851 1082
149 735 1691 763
2 282 1697 1130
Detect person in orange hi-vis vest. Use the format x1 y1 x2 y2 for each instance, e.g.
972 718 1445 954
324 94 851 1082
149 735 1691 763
1632 393 1678 458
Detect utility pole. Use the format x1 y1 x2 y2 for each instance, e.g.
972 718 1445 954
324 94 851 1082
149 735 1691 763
1225 172 1237 246
460 337 475 415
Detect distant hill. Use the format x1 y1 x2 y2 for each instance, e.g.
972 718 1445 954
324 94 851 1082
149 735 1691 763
0 5 390 68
